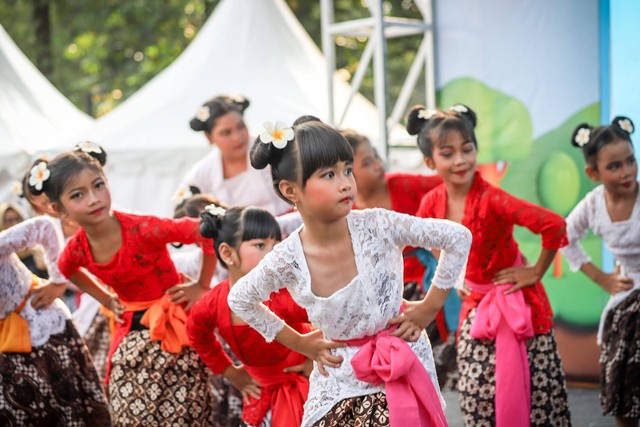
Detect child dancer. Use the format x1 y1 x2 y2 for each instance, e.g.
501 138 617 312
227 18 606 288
0 216 111 425
561 118 639 427
228 118 472 426
30 149 217 425
189 205 312 426
408 104 572 426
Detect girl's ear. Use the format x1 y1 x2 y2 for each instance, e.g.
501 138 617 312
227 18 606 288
218 242 238 267
278 180 299 206
584 164 599 182
50 202 66 218
423 156 435 170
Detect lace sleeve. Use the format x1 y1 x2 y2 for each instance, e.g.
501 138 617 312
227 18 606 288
137 215 214 254
276 211 302 237
492 188 568 249
374 209 472 290
227 248 291 342
0 217 66 283
560 196 593 272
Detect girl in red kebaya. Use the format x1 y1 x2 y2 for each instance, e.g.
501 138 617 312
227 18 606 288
32 148 217 426
188 205 312 427
408 104 572 426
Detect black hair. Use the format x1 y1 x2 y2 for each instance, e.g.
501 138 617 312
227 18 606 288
571 116 635 169
21 156 48 200
72 141 108 166
174 193 227 219
250 118 354 204
406 104 478 157
189 95 250 133
27 149 107 204
340 128 370 152
199 206 282 269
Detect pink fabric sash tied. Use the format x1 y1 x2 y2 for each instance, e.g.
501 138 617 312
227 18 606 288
467 252 534 427
346 327 447 427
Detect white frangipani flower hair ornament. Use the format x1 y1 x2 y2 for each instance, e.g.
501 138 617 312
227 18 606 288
204 204 227 218
574 128 591 147
259 121 295 149
449 104 469 114
196 105 211 123
11 181 23 198
28 162 51 191
617 118 634 134
417 109 437 120
74 141 103 155
172 187 193 205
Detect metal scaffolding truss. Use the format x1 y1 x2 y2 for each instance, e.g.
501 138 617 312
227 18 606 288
320 0 436 159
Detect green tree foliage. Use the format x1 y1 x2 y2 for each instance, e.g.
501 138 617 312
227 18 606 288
0 0 424 117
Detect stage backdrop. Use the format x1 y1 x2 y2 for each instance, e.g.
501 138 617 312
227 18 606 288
434 0 604 382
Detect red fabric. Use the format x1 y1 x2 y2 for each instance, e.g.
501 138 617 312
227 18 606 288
416 173 568 334
353 172 442 284
187 279 311 425
58 211 214 303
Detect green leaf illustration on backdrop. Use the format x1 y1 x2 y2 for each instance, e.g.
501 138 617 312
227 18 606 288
501 102 608 327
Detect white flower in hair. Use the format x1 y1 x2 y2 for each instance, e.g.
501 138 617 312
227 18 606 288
417 109 437 120
204 204 226 217
11 181 23 198
574 128 591 147
618 118 634 134
28 162 51 191
449 104 469 114
196 106 211 123
75 141 102 155
259 121 294 149
172 187 193 204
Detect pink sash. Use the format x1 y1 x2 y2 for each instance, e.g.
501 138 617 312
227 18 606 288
467 253 534 427
346 327 447 426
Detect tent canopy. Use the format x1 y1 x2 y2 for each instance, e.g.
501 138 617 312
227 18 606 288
0 24 94 201
75 0 383 215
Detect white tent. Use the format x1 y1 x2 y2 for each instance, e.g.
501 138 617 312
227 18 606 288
77 0 384 216
0 24 93 202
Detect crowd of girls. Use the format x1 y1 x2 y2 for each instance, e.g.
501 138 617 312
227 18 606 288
0 92 636 427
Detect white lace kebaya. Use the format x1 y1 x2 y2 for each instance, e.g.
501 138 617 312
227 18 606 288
0 217 70 347
560 184 640 343
228 208 472 426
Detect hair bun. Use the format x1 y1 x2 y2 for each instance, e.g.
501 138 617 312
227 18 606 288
199 205 226 239
250 135 275 170
571 123 592 148
405 105 431 136
73 141 108 166
448 104 477 128
25 159 50 196
230 96 250 113
612 116 635 135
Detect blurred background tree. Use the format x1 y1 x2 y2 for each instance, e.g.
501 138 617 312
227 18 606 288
0 0 424 117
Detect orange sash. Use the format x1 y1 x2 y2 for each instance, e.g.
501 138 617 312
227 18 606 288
0 275 39 353
124 294 190 353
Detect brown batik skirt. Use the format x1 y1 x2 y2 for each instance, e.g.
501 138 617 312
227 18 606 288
457 309 572 426
82 309 111 381
108 329 214 426
600 289 640 418
312 392 390 426
0 320 111 426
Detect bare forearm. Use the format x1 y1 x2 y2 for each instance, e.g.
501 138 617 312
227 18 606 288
197 252 216 288
70 270 115 307
580 262 605 286
421 286 450 321
533 248 557 279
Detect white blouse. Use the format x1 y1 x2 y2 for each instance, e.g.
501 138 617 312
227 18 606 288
0 217 70 347
228 208 472 426
560 184 640 342
177 147 291 215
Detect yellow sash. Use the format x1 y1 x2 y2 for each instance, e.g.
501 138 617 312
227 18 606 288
0 275 39 353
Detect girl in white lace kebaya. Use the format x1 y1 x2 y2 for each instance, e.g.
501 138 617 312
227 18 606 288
0 216 111 426
561 117 639 426
228 117 472 426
